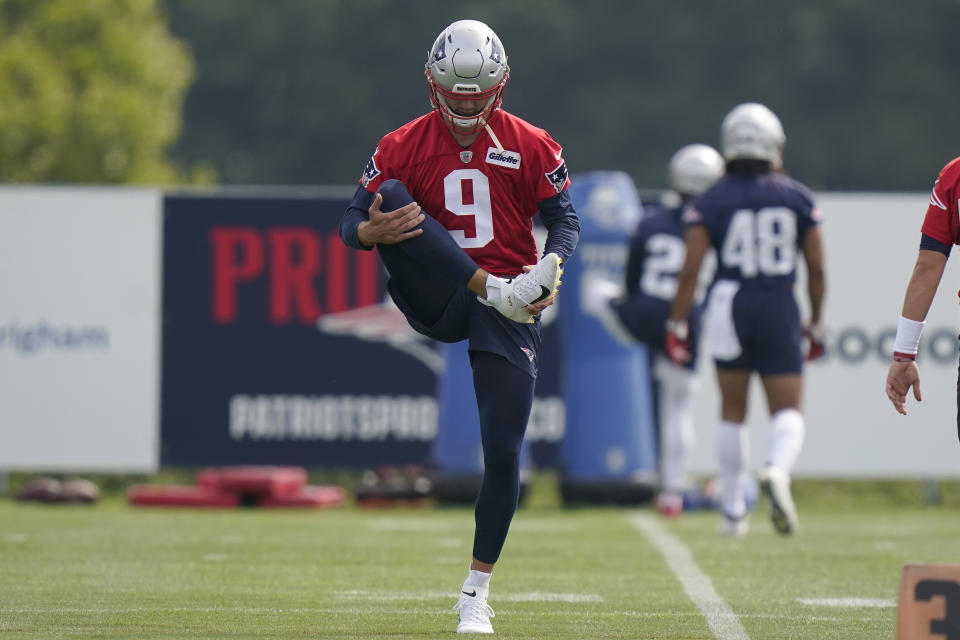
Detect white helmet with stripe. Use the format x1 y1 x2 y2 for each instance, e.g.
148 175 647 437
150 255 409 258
425 20 509 133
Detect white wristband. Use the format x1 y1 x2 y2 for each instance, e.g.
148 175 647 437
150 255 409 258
893 315 925 355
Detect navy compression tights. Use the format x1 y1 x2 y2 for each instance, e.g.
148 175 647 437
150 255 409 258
374 179 480 325
471 350 535 564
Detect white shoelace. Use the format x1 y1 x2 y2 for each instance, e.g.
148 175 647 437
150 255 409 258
511 257 556 304
454 596 495 623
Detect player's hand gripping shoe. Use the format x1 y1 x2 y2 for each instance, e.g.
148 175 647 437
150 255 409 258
453 588 495 634
481 253 562 324
759 466 798 535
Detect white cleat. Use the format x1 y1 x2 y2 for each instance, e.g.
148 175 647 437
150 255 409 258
718 513 749 537
482 253 562 324
759 466 798 535
454 589 495 634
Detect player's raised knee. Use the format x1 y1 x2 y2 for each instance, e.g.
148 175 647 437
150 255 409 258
377 179 415 212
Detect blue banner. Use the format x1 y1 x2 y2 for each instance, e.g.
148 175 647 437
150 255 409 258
160 193 562 468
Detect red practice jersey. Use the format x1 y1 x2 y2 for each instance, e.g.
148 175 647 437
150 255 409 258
920 156 960 246
359 110 570 277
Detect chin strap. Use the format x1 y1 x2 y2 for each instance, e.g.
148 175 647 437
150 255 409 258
485 123 504 153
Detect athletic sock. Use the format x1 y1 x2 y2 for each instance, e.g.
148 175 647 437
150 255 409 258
461 568 491 599
656 358 697 494
716 420 749 519
767 408 805 473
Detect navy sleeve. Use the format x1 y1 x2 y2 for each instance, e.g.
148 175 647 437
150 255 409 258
537 190 580 263
920 232 952 257
340 186 376 250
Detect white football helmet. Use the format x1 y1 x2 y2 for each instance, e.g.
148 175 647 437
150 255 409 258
425 20 509 133
720 102 785 167
668 144 725 197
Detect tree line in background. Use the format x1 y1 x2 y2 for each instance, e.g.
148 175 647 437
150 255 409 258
2 0 959 191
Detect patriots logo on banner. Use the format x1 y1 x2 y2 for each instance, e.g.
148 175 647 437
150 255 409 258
360 154 381 188
545 160 568 193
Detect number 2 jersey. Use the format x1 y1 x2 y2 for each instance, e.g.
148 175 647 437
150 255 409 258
613 203 705 362
356 110 571 277
684 171 821 288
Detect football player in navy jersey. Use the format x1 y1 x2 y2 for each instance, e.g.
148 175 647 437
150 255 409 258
339 20 579 634
666 103 826 537
583 144 724 517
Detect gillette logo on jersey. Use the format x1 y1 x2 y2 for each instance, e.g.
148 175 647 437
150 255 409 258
486 148 521 169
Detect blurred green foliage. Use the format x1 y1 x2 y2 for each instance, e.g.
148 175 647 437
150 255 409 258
163 0 960 190
0 0 206 184
3 1 957 189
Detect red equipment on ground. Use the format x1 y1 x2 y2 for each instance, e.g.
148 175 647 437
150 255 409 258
127 466 346 509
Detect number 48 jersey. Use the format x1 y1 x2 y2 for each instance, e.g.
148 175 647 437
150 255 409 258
684 172 821 287
359 110 570 277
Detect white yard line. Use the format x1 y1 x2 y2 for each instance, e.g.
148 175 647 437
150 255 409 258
0 606 873 623
797 597 894 608
627 512 750 640
334 590 603 603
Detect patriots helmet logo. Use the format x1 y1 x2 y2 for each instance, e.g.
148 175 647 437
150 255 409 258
545 161 568 193
430 36 447 64
488 38 504 65
360 154 381 188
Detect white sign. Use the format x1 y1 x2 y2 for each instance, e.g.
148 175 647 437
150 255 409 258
688 193 960 477
0 188 161 471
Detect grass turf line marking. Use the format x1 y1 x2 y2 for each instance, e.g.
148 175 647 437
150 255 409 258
628 512 750 640
333 590 603 603
0 607 863 622
797 597 894 608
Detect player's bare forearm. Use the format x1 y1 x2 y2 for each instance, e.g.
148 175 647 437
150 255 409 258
901 249 948 321
670 226 709 322
807 270 824 326
801 226 826 325
670 271 698 323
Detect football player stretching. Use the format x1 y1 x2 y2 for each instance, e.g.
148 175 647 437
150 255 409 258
339 19 579 634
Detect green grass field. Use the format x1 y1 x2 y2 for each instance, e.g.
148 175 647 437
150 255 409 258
2 477 959 639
